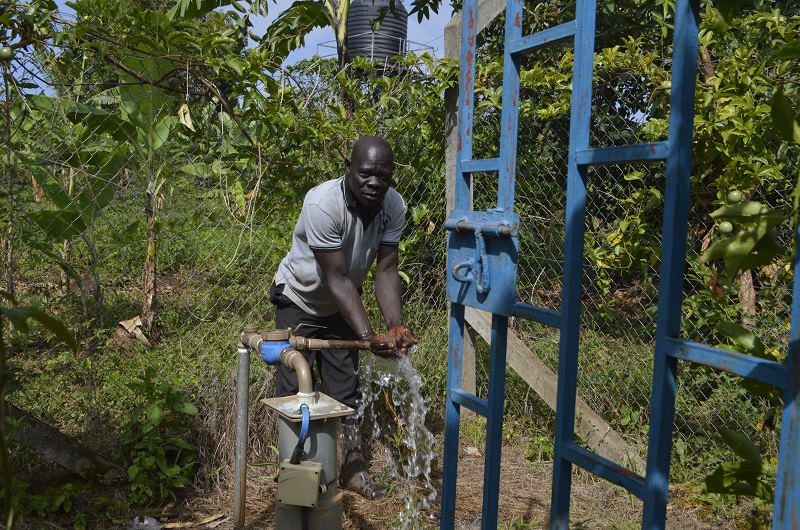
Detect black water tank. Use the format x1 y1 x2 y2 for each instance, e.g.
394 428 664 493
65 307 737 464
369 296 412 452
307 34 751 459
347 0 408 64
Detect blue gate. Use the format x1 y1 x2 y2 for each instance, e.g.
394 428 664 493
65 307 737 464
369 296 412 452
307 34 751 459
441 0 800 528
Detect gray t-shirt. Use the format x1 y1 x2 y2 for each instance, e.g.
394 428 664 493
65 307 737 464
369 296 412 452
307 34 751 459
274 176 406 316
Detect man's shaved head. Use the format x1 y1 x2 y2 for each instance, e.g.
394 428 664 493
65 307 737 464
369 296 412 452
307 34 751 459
346 136 394 209
351 136 394 166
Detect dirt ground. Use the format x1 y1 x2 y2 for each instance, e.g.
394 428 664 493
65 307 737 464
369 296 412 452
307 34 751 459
164 443 724 530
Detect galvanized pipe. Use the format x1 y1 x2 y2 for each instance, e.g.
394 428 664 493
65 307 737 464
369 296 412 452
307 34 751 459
233 344 250 529
289 336 371 351
239 331 372 354
241 330 263 351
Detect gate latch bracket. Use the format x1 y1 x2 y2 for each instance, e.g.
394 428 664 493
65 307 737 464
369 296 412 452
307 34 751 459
445 209 519 314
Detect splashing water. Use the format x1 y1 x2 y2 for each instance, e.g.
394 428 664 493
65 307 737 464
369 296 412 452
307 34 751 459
358 345 437 528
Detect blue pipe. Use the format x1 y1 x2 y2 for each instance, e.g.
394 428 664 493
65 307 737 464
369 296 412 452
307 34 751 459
290 404 311 465
260 340 291 365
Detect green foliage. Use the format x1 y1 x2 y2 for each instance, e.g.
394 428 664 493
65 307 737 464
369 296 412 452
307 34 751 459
122 367 198 505
689 3 799 509
0 301 79 353
460 415 487 452
700 201 787 281
704 428 776 502
0 0 59 49
29 146 128 241
0 292 78 529
166 0 269 23
770 85 800 146
261 1 332 61
4 0 794 523
255 0 444 65
0 468 92 527
694 1 798 195
6 0 451 521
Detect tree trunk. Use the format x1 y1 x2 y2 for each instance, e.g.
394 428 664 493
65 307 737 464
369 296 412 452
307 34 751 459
60 168 74 297
329 0 356 119
87 230 103 327
338 43 356 119
698 46 715 83
60 239 72 297
31 174 45 203
0 321 14 528
738 269 757 327
4 69 14 298
697 49 760 325
141 177 159 342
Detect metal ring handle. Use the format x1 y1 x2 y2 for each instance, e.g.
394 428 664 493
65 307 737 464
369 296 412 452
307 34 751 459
452 259 476 284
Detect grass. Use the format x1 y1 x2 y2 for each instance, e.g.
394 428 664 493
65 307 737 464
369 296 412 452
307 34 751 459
4 168 777 530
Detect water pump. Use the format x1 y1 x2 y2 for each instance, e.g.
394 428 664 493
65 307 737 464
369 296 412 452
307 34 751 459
234 325 370 529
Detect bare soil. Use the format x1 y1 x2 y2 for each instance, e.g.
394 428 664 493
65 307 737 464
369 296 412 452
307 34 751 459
165 443 722 530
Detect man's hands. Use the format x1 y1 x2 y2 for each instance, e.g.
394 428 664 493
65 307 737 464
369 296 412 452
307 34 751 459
387 324 418 355
361 324 419 359
363 324 418 359
366 333 398 358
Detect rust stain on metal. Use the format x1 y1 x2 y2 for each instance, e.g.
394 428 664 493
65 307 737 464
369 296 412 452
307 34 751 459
454 344 461 366
614 464 642 479
322 339 371 350
777 462 798 529
458 132 462 151
515 13 521 28
650 143 657 155
468 7 475 30
465 49 474 107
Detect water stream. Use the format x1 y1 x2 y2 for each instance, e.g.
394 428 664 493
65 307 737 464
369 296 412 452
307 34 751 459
358 346 437 528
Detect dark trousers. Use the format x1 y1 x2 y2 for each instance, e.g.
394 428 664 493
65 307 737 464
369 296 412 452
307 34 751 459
270 283 361 411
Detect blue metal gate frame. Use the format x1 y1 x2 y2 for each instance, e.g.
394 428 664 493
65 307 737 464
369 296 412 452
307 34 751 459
442 0 800 528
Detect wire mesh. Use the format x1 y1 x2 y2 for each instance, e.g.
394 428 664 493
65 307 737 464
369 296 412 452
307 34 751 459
2 1 798 515
2 15 452 480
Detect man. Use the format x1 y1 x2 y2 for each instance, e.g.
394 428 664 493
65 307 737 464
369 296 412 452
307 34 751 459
270 135 418 498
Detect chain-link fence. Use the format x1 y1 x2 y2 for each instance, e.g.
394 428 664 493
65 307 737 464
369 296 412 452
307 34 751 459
3 0 798 515
2 10 452 484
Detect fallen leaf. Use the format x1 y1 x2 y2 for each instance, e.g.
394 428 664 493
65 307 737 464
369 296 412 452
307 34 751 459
178 103 196 132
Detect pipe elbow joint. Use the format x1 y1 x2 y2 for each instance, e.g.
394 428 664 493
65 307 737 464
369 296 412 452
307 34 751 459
280 348 314 396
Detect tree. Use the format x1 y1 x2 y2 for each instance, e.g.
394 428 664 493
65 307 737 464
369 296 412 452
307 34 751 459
167 0 445 69
43 0 254 340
